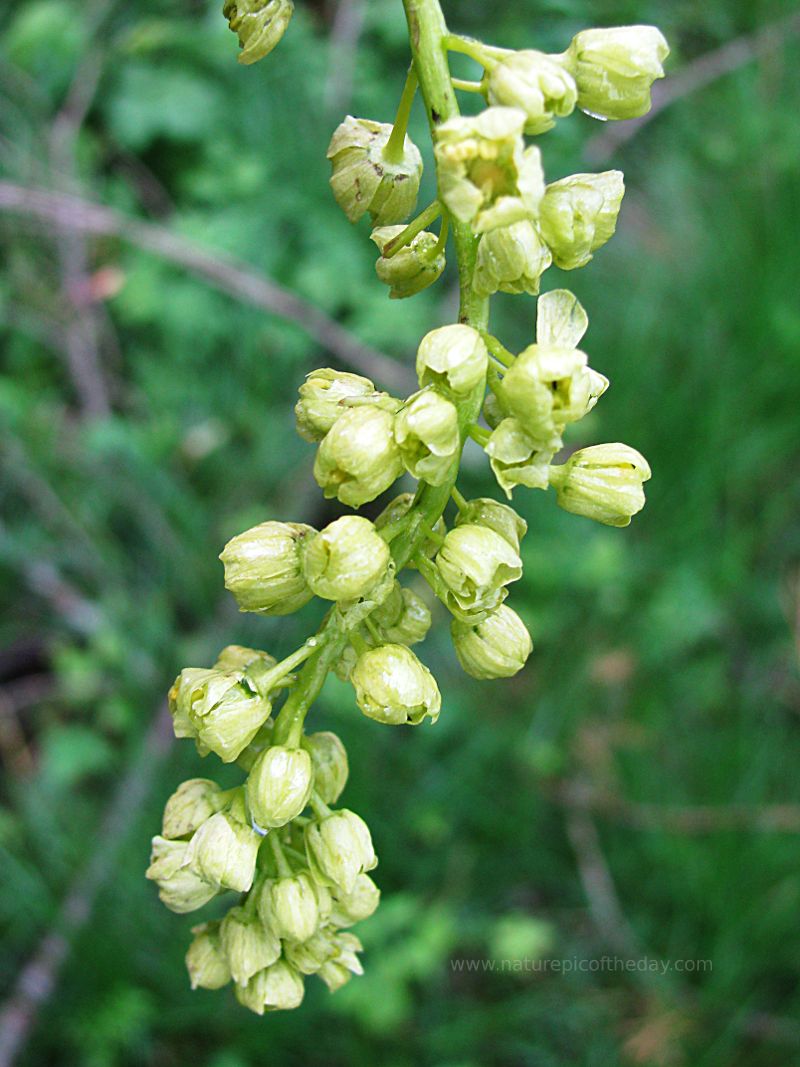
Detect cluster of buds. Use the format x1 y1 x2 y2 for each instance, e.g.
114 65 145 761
153 3 667 1015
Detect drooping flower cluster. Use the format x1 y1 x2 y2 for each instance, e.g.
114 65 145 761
152 5 667 1014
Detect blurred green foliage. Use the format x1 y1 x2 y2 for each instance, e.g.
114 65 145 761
1 1 799 1065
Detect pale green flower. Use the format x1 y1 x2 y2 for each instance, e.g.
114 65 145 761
416 324 488 395
485 418 554 499
314 405 403 507
548 442 651 526
473 220 552 297
539 171 625 270
317 932 364 991
246 744 314 829
220 521 315 616
371 582 431 645
183 807 261 892
162 778 227 840
329 873 381 927
371 227 446 299
566 25 669 121
435 524 522 616
350 643 441 726
327 116 423 225
395 389 460 486
219 906 281 985
434 107 545 231
146 836 219 914
223 0 293 65
305 810 377 894
295 368 377 442
260 871 323 942
235 959 305 1014
486 50 577 134
455 497 528 551
451 603 533 679
303 516 392 602
303 731 349 806
170 666 269 763
185 922 231 990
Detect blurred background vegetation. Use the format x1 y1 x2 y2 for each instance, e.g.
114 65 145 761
1 1 799 1064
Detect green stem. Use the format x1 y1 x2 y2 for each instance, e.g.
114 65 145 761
272 0 490 749
382 200 441 258
451 486 468 512
384 66 419 164
451 77 485 93
481 331 515 367
444 34 510 67
269 832 293 878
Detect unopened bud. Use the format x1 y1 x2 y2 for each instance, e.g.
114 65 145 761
235 959 305 1014
566 25 669 121
185 922 231 990
548 442 651 526
162 778 227 840
184 806 261 892
474 220 552 297
305 809 377 895
371 583 431 645
539 171 625 270
371 227 445 299
303 516 391 602
223 0 293 65
455 497 527 551
220 905 281 985
295 368 377 442
314 406 403 508
303 731 349 805
330 873 381 927
246 744 314 829
416 324 488 395
172 667 269 763
486 50 577 134
146 836 219 913
435 524 522 615
451 603 533 679
351 643 441 726
260 871 322 943
395 389 460 486
220 521 315 616
327 116 423 225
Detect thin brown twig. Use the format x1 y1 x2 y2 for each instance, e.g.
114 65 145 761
586 11 800 163
0 182 411 391
0 704 174 1067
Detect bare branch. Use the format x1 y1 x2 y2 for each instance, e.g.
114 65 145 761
0 182 412 391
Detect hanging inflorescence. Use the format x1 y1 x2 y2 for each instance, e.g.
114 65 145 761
147 0 668 1014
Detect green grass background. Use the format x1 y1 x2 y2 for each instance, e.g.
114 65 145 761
1 1 799 1064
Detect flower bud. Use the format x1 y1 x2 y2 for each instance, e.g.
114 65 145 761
246 745 313 830
303 516 391 602
371 227 445 299
394 389 460 486
375 493 445 564
327 116 423 225
548 443 651 526
184 807 261 893
220 521 315 616
260 871 322 942
146 836 219 913
223 0 293 65
566 25 669 121
434 108 545 231
185 922 231 990
451 604 533 680
416 324 488 396
486 51 577 134
485 418 554 499
330 873 381 927
235 959 305 1014
162 778 227 840
220 905 281 985
455 497 527 552
302 731 349 805
473 220 552 297
283 928 335 974
539 171 625 270
295 368 378 442
351 644 441 726
372 583 431 645
305 809 377 894
172 667 269 763
317 932 364 992
435 525 522 615
314 406 403 508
